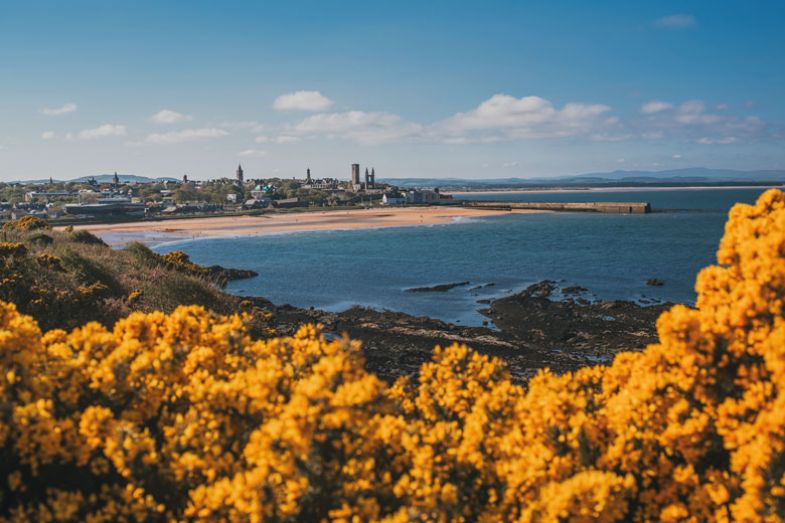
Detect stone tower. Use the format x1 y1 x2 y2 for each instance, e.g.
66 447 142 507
236 164 244 183
351 163 360 188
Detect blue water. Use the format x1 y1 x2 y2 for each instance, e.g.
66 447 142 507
155 188 774 325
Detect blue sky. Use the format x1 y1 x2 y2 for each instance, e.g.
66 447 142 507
1 0 783 181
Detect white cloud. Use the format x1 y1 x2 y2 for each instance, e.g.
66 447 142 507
287 94 616 145
641 100 673 114
590 133 633 142
239 149 267 157
222 120 262 131
273 90 333 112
437 94 612 142
653 14 696 29
294 110 422 144
274 135 300 144
151 109 192 124
697 136 737 145
41 102 77 116
672 154 683 159
254 135 298 144
634 99 766 145
69 124 127 140
673 100 721 125
144 128 228 144
41 131 55 140
502 161 519 168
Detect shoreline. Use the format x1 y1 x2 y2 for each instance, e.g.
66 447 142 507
262 279 670 382
62 206 540 246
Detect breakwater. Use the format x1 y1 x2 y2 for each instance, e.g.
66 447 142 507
462 200 651 213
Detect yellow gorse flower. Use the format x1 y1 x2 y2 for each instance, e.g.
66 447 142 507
1 189 785 521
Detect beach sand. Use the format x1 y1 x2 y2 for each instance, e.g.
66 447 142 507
62 206 538 246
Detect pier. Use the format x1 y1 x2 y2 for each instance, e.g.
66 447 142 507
462 201 652 214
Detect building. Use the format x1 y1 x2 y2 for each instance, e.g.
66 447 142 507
362 167 377 189
243 198 271 209
251 184 275 198
405 188 453 204
272 197 306 209
301 168 340 191
64 198 145 217
351 163 361 189
382 194 406 205
24 191 76 203
236 164 244 184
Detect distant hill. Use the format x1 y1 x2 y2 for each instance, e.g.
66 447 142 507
70 174 180 184
381 168 785 188
573 168 785 183
10 174 179 185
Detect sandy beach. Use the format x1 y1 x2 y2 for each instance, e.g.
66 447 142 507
64 206 537 246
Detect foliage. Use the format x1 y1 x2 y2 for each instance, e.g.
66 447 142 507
2 216 51 234
69 230 107 246
1 190 784 520
160 250 211 277
0 230 262 333
0 243 27 258
25 233 54 247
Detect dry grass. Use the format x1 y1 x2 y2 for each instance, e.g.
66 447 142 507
0 222 248 331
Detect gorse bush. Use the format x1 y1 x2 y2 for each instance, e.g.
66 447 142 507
1 215 50 233
68 230 107 246
0 224 257 332
1 190 785 521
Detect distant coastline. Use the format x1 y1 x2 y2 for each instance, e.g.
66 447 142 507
444 184 783 195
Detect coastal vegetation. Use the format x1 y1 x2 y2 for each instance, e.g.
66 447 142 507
1 189 784 520
0 218 264 332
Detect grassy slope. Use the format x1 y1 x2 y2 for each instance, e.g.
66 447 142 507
0 221 268 334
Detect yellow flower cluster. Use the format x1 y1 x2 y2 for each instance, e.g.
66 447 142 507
35 253 64 271
126 289 143 304
0 242 27 258
1 189 784 521
160 250 211 277
2 216 50 233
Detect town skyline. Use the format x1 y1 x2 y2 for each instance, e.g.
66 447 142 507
2 1 784 181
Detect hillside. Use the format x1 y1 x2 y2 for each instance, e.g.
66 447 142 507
0 217 265 333
70 174 180 184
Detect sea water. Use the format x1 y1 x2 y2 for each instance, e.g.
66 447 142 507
155 187 773 325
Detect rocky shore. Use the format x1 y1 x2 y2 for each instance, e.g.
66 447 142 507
245 280 672 384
